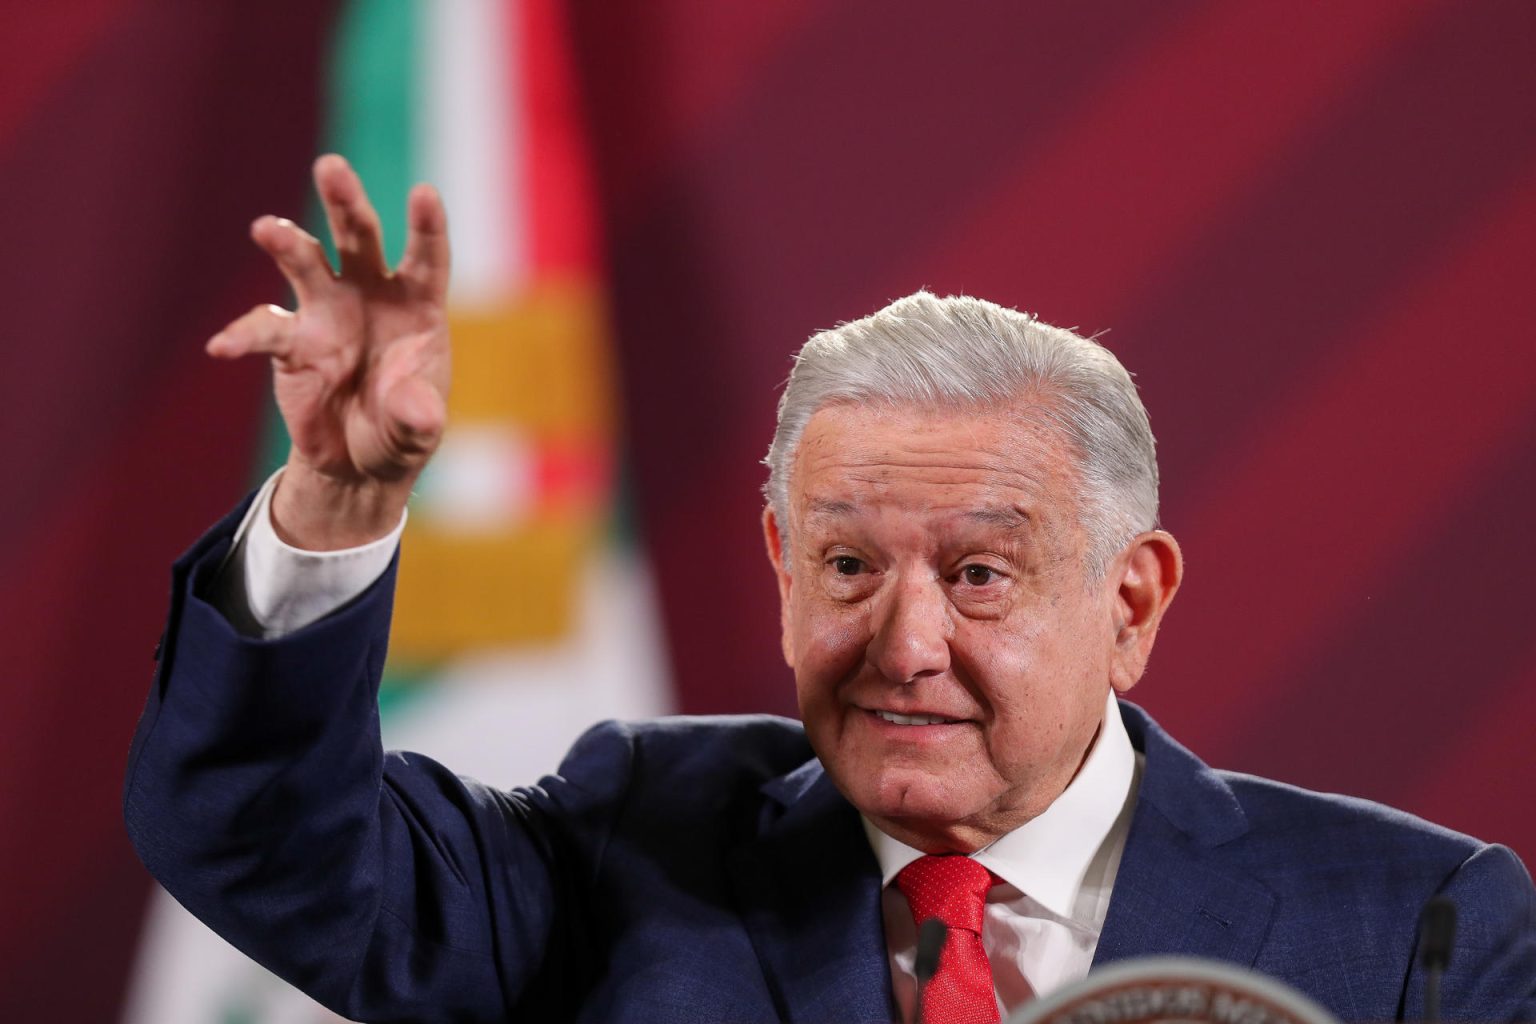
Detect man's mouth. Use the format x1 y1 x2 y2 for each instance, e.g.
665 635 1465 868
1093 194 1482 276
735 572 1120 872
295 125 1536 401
870 709 962 726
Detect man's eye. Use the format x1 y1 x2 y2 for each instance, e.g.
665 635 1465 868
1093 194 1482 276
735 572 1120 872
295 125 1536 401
960 564 998 586
832 556 865 575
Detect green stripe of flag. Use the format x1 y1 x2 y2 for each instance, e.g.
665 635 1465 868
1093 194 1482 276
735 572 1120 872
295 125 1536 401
320 0 419 266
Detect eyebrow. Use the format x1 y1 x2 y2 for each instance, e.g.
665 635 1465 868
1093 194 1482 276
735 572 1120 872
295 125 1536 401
806 499 858 519
803 499 1031 530
965 505 1032 530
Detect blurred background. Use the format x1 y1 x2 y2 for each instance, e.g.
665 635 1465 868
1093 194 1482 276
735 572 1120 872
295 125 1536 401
4 1 1533 1019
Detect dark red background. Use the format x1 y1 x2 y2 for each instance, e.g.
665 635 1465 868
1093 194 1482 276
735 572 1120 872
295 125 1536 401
568 0 1536 849
3 1 1532 1017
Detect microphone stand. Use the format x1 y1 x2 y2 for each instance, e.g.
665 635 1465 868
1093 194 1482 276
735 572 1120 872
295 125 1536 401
1418 896 1456 1023
913 918 947 1024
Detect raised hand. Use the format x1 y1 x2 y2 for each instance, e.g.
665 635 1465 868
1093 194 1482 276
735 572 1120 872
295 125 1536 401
207 155 451 549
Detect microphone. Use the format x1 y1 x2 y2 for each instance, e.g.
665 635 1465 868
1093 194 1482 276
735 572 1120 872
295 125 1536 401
913 917 947 1024
1418 896 1456 1023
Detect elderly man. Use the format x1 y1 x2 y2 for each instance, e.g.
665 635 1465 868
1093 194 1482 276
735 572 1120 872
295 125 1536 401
125 158 1536 1023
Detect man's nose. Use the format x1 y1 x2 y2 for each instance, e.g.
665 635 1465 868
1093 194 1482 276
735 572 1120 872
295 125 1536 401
867 575 951 683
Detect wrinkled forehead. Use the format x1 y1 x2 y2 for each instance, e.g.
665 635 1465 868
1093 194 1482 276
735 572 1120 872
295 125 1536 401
802 392 1068 443
787 399 1085 526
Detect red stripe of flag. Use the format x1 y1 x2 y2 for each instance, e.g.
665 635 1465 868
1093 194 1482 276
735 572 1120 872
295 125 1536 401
517 0 601 278
533 435 613 516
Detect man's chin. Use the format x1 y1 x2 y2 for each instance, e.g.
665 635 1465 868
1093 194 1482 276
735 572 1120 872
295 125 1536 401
850 774 977 834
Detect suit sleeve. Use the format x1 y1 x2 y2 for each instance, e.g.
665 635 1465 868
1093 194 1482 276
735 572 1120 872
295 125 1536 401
1408 843 1536 1022
123 505 631 1023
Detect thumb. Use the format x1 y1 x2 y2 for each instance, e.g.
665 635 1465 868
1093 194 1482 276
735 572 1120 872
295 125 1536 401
380 374 446 459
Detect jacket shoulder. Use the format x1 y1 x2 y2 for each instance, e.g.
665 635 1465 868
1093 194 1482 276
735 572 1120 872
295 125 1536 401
1219 769 1484 863
1122 702 1536 1019
551 714 815 813
1123 701 1489 874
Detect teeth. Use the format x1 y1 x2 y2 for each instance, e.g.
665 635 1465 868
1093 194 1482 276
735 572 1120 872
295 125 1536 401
875 710 956 726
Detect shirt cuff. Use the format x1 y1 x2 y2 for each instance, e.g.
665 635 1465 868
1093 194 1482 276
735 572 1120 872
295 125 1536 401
212 469 407 639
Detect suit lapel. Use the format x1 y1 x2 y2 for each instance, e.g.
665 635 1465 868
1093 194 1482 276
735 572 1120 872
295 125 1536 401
1093 806 1277 967
1095 704 1276 968
729 760 896 1024
726 704 1278 1014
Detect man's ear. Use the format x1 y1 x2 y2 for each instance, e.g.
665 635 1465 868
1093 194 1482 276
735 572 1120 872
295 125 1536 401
1107 530 1183 693
762 507 795 668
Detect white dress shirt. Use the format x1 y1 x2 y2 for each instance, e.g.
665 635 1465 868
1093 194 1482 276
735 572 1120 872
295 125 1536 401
865 690 1141 1019
221 473 1140 1020
213 470 404 637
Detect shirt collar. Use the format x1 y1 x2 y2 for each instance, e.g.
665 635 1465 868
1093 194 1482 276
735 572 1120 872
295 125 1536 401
862 690 1135 923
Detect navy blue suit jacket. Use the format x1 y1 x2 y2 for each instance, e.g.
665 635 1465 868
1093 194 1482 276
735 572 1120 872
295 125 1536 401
125 503 1536 1022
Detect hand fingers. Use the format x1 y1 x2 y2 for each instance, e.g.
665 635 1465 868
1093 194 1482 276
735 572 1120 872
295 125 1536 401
381 375 447 457
206 304 298 362
398 183 451 300
370 331 448 459
250 216 333 305
314 153 388 278
343 373 446 479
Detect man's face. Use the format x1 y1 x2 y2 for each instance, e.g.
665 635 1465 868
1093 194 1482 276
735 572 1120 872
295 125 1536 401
766 400 1146 852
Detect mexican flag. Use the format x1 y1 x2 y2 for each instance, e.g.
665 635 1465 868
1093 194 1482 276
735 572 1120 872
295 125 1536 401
121 2 671 1021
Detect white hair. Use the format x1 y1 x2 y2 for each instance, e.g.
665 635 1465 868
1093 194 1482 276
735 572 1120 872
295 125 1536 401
763 291 1159 577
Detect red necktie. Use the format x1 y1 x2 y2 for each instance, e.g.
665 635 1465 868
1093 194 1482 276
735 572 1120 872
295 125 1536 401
896 855 1001 1024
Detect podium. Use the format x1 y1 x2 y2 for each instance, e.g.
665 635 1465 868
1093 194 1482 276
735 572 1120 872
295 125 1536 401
1005 957 1341 1024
